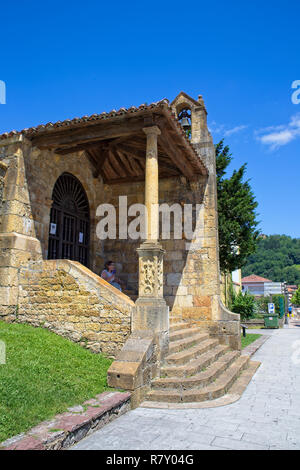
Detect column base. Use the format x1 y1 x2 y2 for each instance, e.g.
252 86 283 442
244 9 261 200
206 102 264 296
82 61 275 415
134 297 169 331
133 297 169 359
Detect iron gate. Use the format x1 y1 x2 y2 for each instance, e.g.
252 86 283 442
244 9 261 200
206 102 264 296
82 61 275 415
48 173 90 267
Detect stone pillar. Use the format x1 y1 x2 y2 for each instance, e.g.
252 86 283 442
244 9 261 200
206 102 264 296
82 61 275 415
133 126 169 357
143 126 160 242
0 136 42 321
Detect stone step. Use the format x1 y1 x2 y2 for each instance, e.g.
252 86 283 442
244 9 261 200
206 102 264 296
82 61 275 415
165 338 218 366
146 389 181 403
169 327 202 343
169 322 190 333
162 343 229 376
153 351 239 391
141 359 261 409
184 355 250 402
146 355 250 403
168 333 210 355
229 360 261 396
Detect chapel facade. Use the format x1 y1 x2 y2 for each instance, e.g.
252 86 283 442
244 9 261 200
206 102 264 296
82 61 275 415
0 92 255 406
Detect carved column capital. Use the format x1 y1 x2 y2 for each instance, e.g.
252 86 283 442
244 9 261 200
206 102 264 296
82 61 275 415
142 126 161 137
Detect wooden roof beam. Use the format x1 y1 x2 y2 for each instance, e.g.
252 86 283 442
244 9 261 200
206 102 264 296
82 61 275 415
86 148 110 179
55 140 107 155
54 135 136 155
108 149 128 178
117 144 179 174
158 133 196 180
33 119 145 149
115 150 136 177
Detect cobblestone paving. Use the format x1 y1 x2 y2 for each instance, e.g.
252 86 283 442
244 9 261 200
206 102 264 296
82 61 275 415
72 327 300 450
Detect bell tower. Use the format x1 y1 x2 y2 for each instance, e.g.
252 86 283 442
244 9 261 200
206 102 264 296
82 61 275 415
171 91 211 144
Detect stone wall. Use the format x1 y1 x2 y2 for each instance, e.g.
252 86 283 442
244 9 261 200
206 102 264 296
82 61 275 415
101 180 144 293
102 176 207 307
17 259 134 357
0 136 110 320
0 161 7 211
0 137 43 320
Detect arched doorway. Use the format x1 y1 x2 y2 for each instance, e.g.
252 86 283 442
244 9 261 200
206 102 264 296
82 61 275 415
48 173 90 267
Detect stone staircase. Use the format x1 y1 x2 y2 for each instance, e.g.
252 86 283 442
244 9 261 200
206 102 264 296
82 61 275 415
143 320 259 406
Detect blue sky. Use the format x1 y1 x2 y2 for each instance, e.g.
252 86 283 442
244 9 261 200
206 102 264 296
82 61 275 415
0 0 299 237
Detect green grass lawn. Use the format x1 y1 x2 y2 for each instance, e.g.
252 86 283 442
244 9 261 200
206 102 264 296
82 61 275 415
241 333 262 349
0 321 113 442
244 325 264 329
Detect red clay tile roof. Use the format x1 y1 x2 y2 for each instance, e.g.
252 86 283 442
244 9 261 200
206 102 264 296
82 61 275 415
0 98 208 176
0 99 170 141
241 274 273 283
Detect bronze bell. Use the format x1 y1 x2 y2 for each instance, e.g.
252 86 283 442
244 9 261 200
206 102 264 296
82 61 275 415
181 116 190 130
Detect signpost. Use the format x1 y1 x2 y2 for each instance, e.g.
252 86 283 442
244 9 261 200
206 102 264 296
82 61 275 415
268 303 275 314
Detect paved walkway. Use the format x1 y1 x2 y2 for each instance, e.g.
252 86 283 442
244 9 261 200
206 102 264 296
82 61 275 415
72 327 300 450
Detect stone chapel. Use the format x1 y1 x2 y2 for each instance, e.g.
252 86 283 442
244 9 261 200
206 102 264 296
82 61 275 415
0 92 258 406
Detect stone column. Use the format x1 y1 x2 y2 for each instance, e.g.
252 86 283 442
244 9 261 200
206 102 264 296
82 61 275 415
144 126 160 242
133 126 169 357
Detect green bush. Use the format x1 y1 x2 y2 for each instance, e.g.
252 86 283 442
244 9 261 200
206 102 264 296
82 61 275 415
291 286 300 306
255 295 285 316
231 291 256 320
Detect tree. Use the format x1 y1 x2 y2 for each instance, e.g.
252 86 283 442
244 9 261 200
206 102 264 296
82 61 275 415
291 286 300 306
216 140 260 273
243 234 300 284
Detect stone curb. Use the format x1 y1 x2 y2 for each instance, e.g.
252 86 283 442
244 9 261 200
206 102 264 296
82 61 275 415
242 334 271 357
0 391 131 450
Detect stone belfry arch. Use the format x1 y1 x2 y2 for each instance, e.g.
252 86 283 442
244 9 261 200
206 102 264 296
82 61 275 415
171 91 210 144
